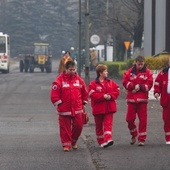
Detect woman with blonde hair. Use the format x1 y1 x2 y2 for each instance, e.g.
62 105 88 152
58 51 72 74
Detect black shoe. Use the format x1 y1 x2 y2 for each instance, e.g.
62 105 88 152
103 140 114 148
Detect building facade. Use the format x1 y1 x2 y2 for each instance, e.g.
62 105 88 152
144 0 170 56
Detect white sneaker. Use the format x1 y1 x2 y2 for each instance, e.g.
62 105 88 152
103 140 114 148
138 141 145 146
166 141 170 144
100 142 108 148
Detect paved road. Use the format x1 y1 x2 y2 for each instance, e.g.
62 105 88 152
0 59 170 170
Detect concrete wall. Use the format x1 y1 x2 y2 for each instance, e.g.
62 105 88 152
155 0 166 54
144 0 152 56
144 0 166 56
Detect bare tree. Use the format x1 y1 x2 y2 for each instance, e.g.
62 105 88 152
119 0 144 48
89 0 144 59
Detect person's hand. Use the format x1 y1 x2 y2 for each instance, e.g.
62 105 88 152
106 94 111 100
132 89 136 93
104 94 111 100
154 93 160 99
134 84 140 91
132 84 140 93
83 105 86 110
104 94 108 99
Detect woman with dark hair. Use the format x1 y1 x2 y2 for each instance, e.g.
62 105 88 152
88 64 120 148
51 60 88 151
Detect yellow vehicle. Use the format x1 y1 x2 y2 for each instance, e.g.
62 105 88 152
19 43 52 73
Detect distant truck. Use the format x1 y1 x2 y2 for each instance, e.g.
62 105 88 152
0 32 10 73
19 43 52 73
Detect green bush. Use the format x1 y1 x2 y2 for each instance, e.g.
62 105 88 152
120 63 128 70
119 69 126 78
126 59 135 68
98 54 170 78
145 55 169 70
124 55 170 70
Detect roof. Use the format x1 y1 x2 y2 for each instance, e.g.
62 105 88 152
33 43 49 46
153 50 170 57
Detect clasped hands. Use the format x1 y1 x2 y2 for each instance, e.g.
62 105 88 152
132 84 140 93
104 94 111 100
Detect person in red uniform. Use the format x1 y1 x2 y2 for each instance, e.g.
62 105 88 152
122 55 153 146
154 57 170 144
88 64 120 148
50 60 88 151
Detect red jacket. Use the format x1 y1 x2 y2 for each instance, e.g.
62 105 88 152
50 72 88 116
122 65 153 103
88 78 120 115
154 67 170 107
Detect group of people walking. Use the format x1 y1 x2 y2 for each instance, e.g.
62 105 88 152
50 52 170 151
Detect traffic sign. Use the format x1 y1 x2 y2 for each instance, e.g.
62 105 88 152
124 41 131 50
90 34 100 45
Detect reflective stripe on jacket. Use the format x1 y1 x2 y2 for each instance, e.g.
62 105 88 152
50 72 88 116
122 64 153 103
88 78 120 115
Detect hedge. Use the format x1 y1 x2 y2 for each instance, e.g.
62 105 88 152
98 54 170 78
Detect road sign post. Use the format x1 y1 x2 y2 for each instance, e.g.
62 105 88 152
90 34 100 45
124 41 130 61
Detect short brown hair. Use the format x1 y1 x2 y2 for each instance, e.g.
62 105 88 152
65 60 76 69
96 64 107 77
135 55 145 62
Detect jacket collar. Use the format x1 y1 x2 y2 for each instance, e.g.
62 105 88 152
61 71 77 79
95 77 109 83
131 64 147 74
162 67 170 73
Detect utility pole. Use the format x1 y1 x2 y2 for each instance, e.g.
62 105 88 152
78 0 82 76
85 0 90 85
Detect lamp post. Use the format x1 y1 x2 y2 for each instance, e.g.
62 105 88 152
70 47 74 58
78 0 82 76
62 50 65 55
71 47 74 51
85 0 90 85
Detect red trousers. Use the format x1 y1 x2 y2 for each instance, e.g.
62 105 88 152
126 102 147 142
59 114 83 149
162 100 170 142
94 113 114 145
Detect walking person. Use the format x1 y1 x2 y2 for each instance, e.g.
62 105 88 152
122 55 153 146
50 60 88 151
88 64 120 148
58 51 72 74
154 57 170 144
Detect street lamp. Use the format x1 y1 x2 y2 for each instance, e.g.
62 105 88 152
78 0 82 76
70 47 75 59
85 0 90 85
71 47 74 51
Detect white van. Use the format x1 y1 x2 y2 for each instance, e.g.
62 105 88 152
0 32 10 73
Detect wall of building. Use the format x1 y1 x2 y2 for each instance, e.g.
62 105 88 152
155 0 166 54
144 0 167 56
144 0 152 56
